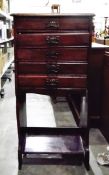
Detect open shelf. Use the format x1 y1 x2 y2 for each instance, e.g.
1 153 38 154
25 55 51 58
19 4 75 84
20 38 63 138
0 56 14 78
0 1 14 97
0 37 14 44
0 9 13 21
22 135 84 165
25 135 84 154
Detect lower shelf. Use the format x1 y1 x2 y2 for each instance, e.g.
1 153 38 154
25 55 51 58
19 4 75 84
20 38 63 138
22 135 84 165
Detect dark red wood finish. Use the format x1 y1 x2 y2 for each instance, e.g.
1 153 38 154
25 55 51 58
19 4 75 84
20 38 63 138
13 13 94 170
101 51 109 142
16 47 88 61
17 62 88 74
14 16 90 31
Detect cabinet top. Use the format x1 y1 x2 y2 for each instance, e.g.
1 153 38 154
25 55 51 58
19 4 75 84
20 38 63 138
92 42 109 49
11 13 95 17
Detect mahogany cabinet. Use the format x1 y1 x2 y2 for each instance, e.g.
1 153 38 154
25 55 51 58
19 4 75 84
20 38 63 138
89 44 106 126
88 43 109 128
101 51 109 142
12 13 94 169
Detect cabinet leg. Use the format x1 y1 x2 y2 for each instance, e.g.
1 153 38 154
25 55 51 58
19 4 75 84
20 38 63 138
82 128 90 170
18 146 22 170
84 148 90 170
16 93 27 130
16 92 27 169
18 131 26 170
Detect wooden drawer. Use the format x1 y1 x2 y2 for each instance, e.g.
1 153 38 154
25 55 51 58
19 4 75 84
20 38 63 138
17 75 87 88
16 33 90 47
18 62 87 75
16 48 88 62
15 16 90 31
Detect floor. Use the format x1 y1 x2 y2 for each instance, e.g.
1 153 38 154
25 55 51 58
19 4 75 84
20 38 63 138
0 73 109 175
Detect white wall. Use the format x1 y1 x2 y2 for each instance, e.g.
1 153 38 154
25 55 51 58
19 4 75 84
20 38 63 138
10 0 109 16
10 0 93 13
10 0 63 13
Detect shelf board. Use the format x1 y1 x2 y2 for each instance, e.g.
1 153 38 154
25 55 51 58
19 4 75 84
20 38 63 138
1 77 7 87
0 37 14 44
25 135 84 154
0 9 13 21
23 135 84 165
0 56 14 78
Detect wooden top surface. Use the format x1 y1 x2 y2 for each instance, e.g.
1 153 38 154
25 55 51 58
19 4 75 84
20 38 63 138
11 13 95 17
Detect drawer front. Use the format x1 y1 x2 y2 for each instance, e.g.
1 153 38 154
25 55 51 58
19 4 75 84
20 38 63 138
17 62 87 75
17 75 87 88
16 48 88 62
16 33 90 47
15 16 90 31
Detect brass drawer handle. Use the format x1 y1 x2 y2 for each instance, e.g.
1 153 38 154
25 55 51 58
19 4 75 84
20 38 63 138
47 64 60 74
45 78 58 89
47 21 59 29
46 36 59 45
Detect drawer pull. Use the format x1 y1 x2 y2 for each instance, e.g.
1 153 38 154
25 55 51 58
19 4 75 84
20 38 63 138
45 78 58 89
47 64 60 74
46 51 60 58
47 21 59 29
46 36 59 45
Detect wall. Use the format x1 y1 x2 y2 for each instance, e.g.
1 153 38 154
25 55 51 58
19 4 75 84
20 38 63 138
9 0 109 36
9 0 98 13
10 0 109 15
